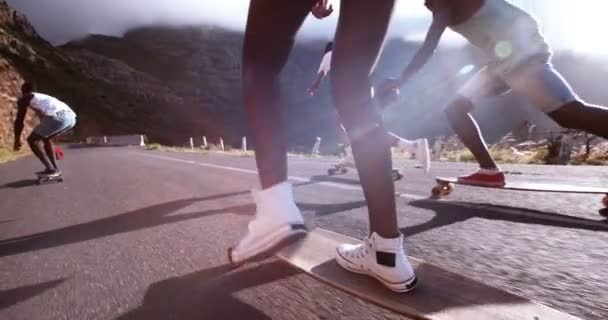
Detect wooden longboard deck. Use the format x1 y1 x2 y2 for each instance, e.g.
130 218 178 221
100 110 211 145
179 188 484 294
277 228 581 320
436 177 608 194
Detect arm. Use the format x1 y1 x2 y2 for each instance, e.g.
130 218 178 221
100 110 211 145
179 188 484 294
307 51 332 96
306 71 327 96
398 9 449 84
13 96 29 150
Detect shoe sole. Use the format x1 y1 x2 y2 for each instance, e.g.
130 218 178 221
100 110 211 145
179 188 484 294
457 179 506 188
228 224 307 266
336 249 418 293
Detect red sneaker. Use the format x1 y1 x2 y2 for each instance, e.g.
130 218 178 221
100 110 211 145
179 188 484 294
457 170 506 187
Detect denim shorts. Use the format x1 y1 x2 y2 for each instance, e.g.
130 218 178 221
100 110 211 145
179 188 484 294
34 110 77 138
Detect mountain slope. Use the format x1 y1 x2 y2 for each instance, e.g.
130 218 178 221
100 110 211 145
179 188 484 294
3 0 608 152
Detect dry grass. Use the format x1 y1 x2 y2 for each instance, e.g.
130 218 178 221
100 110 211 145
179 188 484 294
441 146 551 165
0 147 29 164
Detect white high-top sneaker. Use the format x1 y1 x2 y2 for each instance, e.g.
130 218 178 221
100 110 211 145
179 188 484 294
399 138 430 174
228 182 307 265
336 232 417 293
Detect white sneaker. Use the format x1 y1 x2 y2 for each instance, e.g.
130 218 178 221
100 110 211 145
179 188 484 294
336 232 417 293
228 182 307 265
398 139 430 174
336 146 355 168
415 138 430 174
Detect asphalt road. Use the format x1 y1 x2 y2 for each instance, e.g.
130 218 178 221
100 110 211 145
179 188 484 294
1 147 607 320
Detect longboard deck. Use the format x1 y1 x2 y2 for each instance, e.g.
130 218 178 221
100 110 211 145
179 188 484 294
277 228 581 320
436 176 608 194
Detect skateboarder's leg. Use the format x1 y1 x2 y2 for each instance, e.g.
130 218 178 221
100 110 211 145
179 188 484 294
229 0 316 264
549 102 608 139
331 0 397 238
445 68 512 186
508 63 608 139
27 132 54 172
445 97 498 170
331 0 416 293
43 138 59 171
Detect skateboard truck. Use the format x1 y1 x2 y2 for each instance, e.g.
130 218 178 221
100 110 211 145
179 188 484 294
328 164 403 182
328 164 348 176
36 173 63 185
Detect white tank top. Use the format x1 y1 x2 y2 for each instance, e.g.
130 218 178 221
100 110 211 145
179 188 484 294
29 93 72 116
317 51 332 74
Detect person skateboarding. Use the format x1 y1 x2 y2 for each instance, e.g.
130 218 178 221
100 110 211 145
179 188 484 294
307 41 431 174
13 82 77 176
229 0 418 293
384 0 608 187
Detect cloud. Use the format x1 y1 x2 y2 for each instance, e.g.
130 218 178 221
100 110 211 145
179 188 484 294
7 0 432 44
7 0 608 56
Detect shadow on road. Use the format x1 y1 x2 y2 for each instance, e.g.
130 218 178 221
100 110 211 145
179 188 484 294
0 177 337 258
0 179 38 189
309 174 361 186
299 201 367 217
0 278 66 310
116 261 298 320
403 200 608 238
0 190 255 258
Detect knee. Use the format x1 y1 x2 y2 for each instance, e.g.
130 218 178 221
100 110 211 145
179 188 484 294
242 39 291 90
548 101 584 129
27 133 40 145
445 97 474 121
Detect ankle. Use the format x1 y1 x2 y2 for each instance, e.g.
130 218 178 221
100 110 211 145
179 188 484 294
370 231 403 243
478 167 501 174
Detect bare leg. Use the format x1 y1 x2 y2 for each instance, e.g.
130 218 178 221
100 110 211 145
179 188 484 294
242 0 317 189
445 97 499 170
27 133 53 171
549 101 608 139
331 0 398 238
43 139 59 170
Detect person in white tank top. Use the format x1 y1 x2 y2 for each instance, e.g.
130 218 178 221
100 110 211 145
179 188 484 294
381 0 608 187
13 82 77 176
29 92 73 117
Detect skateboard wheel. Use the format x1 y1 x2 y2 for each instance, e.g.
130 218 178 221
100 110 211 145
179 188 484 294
328 169 336 175
392 170 403 181
340 167 348 174
431 186 443 198
445 183 455 192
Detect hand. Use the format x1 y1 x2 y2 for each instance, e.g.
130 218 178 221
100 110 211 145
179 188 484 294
311 1 333 19
13 140 22 151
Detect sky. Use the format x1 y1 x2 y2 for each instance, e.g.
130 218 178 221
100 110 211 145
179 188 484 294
7 0 608 55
